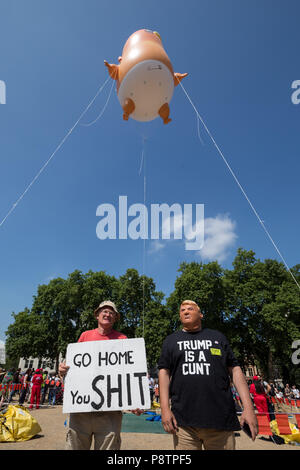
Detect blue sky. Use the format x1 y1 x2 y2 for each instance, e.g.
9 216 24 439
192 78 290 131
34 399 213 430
1 0 300 343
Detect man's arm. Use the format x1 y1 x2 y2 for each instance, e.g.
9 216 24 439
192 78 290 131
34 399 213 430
158 369 178 434
229 366 258 441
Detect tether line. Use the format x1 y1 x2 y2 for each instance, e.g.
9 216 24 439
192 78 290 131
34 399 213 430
80 78 115 127
178 79 300 292
0 76 111 228
139 136 147 338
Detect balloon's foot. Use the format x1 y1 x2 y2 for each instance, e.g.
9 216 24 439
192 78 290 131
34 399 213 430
122 98 135 121
159 103 171 125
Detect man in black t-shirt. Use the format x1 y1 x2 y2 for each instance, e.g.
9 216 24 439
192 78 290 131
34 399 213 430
158 300 258 450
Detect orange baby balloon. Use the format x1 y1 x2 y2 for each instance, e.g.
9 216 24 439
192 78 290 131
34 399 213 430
104 29 188 123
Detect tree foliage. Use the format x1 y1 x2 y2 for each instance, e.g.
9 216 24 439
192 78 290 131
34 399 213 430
222 249 300 381
167 261 225 332
4 249 300 381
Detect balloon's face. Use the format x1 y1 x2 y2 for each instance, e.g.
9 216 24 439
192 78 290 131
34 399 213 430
123 29 162 54
119 29 169 74
118 59 174 122
143 29 160 37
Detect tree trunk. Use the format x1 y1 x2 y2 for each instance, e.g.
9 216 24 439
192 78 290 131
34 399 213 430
267 349 274 381
55 351 60 374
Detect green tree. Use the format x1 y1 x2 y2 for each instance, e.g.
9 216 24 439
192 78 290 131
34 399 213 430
5 308 39 361
117 269 159 335
116 268 171 367
77 270 120 335
30 277 70 367
5 254 299 381
166 261 226 332
223 249 300 381
5 268 169 370
5 269 120 369
136 293 172 369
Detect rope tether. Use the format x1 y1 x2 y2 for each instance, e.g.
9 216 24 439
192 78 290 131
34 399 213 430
0 76 111 229
178 79 300 293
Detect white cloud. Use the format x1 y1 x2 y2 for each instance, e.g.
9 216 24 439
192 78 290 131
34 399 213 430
162 213 183 239
147 212 237 262
199 214 237 262
148 240 165 254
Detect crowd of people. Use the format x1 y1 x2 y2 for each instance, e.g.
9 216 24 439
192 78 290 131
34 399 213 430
230 375 300 421
149 374 300 418
0 366 64 409
1 367 299 417
1 367 299 416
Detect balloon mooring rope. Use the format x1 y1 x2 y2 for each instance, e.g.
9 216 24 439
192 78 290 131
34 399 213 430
139 136 147 339
80 78 115 127
178 80 300 293
0 76 111 229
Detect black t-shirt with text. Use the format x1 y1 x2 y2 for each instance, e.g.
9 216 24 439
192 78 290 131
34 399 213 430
158 328 241 431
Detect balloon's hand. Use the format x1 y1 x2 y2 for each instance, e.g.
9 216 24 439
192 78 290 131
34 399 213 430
104 60 119 80
174 72 188 86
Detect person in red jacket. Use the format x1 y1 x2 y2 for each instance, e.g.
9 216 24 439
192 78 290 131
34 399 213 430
29 368 44 409
249 376 270 420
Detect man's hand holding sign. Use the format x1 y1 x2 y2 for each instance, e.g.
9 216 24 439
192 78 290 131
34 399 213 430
59 300 147 450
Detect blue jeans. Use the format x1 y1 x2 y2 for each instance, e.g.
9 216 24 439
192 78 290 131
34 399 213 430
8 383 19 402
48 388 56 405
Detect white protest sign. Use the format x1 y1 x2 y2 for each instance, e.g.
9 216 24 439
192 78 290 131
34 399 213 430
63 338 151 414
